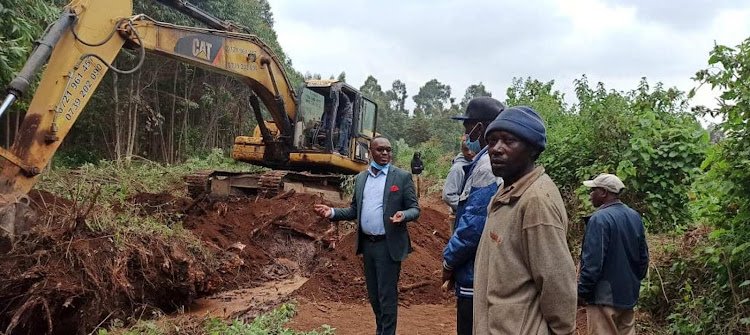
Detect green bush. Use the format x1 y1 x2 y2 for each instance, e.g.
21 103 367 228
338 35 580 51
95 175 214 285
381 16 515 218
393 137 454 179
507 77 708 231
661 38 750 334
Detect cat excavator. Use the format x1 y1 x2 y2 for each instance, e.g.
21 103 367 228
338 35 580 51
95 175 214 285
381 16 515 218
0 0 379 239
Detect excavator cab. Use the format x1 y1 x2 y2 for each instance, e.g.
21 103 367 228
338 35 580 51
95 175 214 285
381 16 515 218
293 80 376 163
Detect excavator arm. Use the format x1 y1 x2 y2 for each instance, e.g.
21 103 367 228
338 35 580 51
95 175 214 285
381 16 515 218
0 0 300 238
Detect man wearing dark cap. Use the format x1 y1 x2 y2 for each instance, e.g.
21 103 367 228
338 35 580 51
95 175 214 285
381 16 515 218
442 97 504 335
579 174 649 335
474 106 577 334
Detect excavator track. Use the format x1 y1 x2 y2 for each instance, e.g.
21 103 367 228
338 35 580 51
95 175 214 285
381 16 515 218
259 171 288 198
185 170 214 198
183 169 346 203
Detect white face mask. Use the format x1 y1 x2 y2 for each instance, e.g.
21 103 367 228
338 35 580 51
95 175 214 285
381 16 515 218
464 123 483 153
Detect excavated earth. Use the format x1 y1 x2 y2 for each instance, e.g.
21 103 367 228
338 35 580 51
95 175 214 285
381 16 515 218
1 187 593 334
0 186 455 334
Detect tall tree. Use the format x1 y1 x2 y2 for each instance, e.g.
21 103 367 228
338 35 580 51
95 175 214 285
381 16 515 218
360 75 408 142
461 82 492 108
412 79 451 117
360 75 385 101
386 80 408 116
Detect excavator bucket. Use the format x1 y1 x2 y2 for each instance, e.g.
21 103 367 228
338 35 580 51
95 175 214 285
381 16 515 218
0 195 35 249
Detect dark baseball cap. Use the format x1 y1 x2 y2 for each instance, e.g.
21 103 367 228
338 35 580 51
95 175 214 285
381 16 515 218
451 97 505 121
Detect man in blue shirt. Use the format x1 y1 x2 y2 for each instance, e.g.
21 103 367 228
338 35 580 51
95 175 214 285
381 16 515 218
579 173 650 335
442 97 504 335
442 140 476 233
314 136 420 335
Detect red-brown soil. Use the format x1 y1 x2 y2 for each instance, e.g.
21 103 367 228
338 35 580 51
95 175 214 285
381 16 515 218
1 186 596 334
0 191 216 335
295 207 453 305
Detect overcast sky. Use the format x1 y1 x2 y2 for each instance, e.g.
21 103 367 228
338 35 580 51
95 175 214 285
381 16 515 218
271 0 750 118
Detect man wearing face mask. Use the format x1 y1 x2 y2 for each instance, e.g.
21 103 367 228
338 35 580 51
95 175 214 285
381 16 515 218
313 136 420 335
442 97 504 335
442 138 476 233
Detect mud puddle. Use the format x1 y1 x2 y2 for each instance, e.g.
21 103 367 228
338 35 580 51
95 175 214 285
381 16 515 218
187 275 309 319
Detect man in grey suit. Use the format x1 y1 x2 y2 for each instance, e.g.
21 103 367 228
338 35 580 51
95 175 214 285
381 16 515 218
314 136 421 335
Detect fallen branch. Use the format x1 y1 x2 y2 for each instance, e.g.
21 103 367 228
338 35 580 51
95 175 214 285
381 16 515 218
399 281 431 292
272 189 296 200
312 302 330 313
180 194 205 213
248 209 294 238
271 221 336 247
87 310 114 335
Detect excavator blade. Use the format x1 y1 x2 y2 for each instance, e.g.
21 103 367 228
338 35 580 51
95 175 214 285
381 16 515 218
0 195 35 249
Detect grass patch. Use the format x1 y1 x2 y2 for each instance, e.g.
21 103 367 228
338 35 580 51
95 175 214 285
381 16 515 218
97 302 334 335
38 148 262 205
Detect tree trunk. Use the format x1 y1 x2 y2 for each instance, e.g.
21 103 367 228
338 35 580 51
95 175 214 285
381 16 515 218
126 74 134 165
126 72 142 164
14 110 20 144
114 73 122 163
154 80 168 163
169 63 178 163
177 66 195 161
4 112 9 147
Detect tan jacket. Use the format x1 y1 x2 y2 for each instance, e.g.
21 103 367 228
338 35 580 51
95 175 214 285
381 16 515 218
473 167 577 335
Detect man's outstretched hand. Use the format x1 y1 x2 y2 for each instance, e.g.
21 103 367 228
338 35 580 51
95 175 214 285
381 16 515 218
390 211 405 224
314 204 332 218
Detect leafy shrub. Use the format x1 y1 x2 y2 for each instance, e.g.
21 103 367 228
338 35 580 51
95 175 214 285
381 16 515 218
393 138 454 179
663 38 750 334
507 76 707 231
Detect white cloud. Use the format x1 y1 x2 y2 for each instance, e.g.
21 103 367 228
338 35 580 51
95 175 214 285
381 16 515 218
271 0 750 118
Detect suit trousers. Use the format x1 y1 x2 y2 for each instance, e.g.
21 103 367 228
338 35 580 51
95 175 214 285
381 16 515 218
362 238 401 335
586 305 635 335
456 296 473 335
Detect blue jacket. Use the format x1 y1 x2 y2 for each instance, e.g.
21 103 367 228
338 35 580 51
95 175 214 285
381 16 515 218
578 201 649 309
442 148 500 298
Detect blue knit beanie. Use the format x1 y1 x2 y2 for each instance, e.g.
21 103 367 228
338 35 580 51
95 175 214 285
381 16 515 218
484 106 547 151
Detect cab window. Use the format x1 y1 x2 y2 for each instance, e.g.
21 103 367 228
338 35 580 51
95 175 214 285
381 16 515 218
359 99 376 138
294 88 326 149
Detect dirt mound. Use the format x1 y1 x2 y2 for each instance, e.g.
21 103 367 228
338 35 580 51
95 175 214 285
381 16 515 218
296 207 452 305
0 191 216 335
0 187 454 333
127 192 192 215
176 192 342 290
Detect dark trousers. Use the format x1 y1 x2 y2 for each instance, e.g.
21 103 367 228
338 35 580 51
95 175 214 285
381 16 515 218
457 296 473 335
336 117 352 155
362 238 401 335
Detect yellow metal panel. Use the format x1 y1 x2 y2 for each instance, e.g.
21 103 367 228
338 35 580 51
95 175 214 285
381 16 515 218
0 0 132 194
233 135 367 175
289 153 367 173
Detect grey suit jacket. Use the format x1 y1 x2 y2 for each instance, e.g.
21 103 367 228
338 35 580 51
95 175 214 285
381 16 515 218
331 165 420 261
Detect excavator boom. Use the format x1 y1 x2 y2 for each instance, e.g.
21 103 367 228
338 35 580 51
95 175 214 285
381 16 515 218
0 0 376 240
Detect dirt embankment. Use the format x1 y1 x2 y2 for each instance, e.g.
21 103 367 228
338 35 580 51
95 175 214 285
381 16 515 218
0 191 216 335
0 187 455 334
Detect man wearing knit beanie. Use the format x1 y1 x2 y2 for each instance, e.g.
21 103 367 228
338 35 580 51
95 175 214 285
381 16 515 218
443 97 504 335
473 106 577 334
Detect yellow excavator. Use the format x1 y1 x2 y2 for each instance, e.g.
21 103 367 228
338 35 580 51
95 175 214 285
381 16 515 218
0 0 378 239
